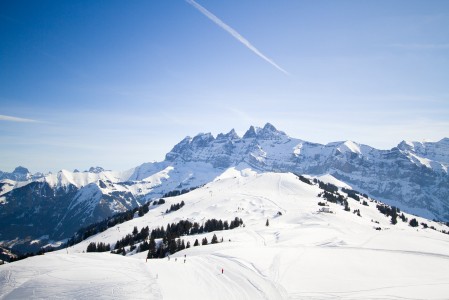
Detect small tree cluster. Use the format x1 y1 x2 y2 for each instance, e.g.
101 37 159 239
67 200 153 247
113 226 150 251
319 191 346 205
86 242 111 252
376 204 402 225
165 201 185 214
409 218 419 227
137 205 150 217
315 180 338 194
295 174 312 185
111 217 242 258
342 188 361 201
162 186 199 198
153 198 165 206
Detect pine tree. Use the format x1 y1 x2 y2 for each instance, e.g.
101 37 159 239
86 242 97 252
194 239 199 247
202 237 208 245
409 218 419 227
169 239 177 254
344 201 350 212
391 214 397 225
148 237 156 258
400 213 408 222
211 234 218 244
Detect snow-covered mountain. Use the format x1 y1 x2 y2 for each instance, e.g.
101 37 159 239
1 171 449 299
0 166 32 181
134 123 449 220
1 123 448 253
0 167 154 252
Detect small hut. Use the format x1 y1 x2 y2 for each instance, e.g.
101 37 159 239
319 206 331 213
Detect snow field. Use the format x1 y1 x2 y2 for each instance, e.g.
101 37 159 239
2 170 449 299
0 253 161 299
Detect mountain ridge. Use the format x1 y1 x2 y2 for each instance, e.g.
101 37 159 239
1 123 448 252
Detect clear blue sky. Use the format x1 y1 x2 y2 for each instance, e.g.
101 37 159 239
1 0 448 173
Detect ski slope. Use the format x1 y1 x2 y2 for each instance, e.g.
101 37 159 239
1 170 449 299
0 253 161 299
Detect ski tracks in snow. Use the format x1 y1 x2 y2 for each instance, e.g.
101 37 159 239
0 254 162 299
204 253 285 299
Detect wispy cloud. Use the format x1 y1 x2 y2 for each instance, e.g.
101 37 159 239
186 0 288 75
0 114 39 123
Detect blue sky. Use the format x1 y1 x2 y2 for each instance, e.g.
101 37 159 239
1 0 448 173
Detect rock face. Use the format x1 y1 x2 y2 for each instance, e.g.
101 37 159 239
0 167 31 181
161 123 449 221
0 168 149 252
1 123 448 252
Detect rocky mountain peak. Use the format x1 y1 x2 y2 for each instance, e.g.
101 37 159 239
217 129 240 140
257 122 286 139
191 132 215 146
88 167 105 174
13 166 30 175
0 166 31 181
243 126 258 139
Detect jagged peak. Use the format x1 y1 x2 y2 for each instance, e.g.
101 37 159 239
397 140 415 151
225 128 240 139
243 126 258 139
262 122 277 132
13 166 30 174
88 167 105 174
192 132 215 143
217 129 240 140
257 123 286 139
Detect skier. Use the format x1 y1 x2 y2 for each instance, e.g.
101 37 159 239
221 268 224 274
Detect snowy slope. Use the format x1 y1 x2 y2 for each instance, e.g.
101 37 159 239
2 171 447 299
1 123 448 254
0 253 161 299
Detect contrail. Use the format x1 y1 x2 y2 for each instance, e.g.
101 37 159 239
0 114 38 123
186 0 288 75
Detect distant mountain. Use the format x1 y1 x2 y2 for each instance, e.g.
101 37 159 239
0 123 448 252
135 123 449 221
0 166 31 181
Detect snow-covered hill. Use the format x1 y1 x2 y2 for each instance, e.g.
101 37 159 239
1 123 448 253
1 171 449 299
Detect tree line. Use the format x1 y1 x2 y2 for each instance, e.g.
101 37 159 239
87 217 244 257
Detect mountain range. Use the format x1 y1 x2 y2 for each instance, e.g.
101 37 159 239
1 123 448 252
2 170 449 299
